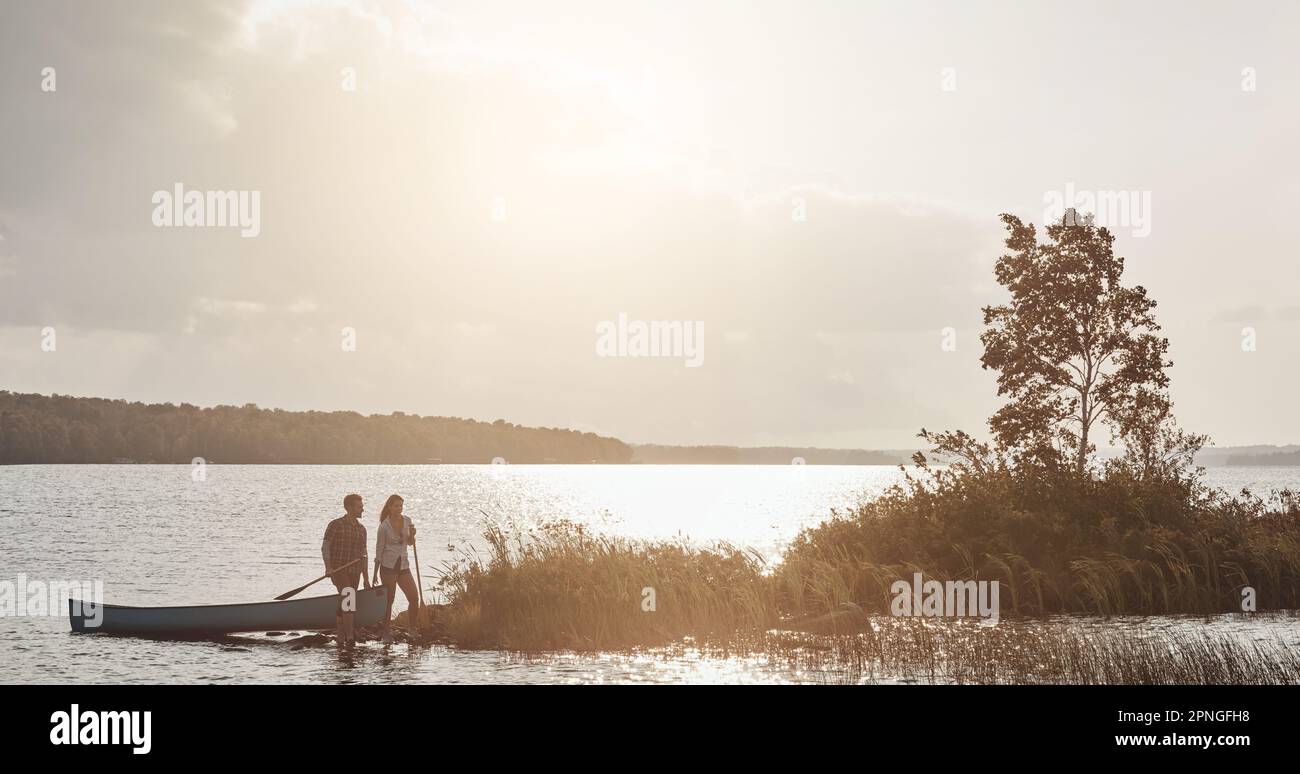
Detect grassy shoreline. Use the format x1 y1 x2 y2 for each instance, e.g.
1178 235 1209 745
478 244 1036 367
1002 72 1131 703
396 603 1300 685
395 462 1300 687
419 492 1299 640
690 616 1300 685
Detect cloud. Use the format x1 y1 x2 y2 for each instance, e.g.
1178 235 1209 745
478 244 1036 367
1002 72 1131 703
17 0 1291 446
0 0 1004 446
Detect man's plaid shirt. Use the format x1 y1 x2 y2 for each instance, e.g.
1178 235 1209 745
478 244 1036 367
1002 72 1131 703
323 515 368 572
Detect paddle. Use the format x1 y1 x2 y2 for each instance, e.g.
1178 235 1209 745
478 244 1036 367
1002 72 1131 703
274 557 362 601
411 529 426 637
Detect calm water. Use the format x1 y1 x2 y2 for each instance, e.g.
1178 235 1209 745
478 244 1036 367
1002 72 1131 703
2 464 1298 684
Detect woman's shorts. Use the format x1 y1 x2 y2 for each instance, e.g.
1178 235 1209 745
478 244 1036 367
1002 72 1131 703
379 564 414 588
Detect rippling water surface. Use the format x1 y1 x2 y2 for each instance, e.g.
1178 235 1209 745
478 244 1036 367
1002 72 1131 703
2 464 1297 684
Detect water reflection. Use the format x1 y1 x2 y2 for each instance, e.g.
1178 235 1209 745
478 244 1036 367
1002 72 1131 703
3 464 1299 684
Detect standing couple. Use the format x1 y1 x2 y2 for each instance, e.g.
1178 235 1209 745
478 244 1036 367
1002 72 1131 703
320 493 422 647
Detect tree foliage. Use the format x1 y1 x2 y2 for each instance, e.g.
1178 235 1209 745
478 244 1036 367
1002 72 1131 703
943 211 1203 478
773 212 1300 619
0 391 632 464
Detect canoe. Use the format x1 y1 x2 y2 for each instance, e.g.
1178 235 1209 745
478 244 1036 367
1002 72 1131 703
68 587 388 636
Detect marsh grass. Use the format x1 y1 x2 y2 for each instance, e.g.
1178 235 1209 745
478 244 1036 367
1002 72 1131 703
433 520 777 650
421 463 1300 686
426 515 1300 687
752 616 1300 684
490 616 1300 685
774 466 1300 619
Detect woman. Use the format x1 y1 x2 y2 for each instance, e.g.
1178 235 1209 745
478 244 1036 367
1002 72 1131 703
372 494 420 644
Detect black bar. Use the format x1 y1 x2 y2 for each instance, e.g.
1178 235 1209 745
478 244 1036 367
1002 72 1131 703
2 685 1285 762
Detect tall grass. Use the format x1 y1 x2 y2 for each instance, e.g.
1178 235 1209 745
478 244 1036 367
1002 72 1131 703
754 617 1300 685
774 463 1300 619
484 617 1300 685
433 520 776 650
423 462 1300 667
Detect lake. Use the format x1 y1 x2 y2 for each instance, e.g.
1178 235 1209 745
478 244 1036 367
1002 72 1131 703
2 464 1298 684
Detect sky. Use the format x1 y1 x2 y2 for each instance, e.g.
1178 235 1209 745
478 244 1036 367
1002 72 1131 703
1 0 1298 448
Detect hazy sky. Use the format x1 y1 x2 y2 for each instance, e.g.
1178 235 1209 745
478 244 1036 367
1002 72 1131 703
2 0 1298 447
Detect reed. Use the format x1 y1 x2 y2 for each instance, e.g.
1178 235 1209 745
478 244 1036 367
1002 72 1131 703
432 520 777 650
749 616 1300 685
487 616 1300 685
773 464 1300 619
422 464 1300 657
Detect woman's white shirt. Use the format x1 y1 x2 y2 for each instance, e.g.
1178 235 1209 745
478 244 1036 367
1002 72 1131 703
375 515 411 571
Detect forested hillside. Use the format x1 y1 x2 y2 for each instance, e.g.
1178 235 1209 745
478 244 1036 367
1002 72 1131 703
0 392 632 464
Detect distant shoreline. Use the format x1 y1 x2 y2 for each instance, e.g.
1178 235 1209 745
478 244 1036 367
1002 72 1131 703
1 390 1297 466
4 459 1299 467
0 460 916 466
0 389 928 465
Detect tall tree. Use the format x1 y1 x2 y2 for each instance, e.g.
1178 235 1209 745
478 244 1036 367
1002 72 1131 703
980 211 1172 476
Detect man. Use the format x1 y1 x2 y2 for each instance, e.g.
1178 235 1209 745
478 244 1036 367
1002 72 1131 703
321 493 371 648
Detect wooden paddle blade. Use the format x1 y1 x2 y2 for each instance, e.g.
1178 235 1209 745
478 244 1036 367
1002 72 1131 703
274 558 361 600
273 582 315 601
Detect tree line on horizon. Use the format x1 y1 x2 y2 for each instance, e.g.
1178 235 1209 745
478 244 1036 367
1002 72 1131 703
1228 449 1300 466
0 391 932 466
631 444 911 465
0 392 633 464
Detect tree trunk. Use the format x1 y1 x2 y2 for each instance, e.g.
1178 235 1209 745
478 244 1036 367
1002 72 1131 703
1078 390 1089 478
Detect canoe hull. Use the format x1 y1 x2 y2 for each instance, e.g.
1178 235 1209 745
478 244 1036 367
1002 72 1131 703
68 587 389 636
